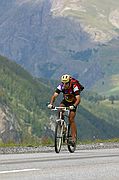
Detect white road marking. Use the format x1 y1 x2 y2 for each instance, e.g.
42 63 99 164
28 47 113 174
0 168 40 174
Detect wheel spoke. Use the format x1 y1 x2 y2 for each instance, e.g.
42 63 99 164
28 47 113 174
55 121 63 153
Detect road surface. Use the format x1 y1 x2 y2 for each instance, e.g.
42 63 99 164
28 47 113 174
0 148 119 180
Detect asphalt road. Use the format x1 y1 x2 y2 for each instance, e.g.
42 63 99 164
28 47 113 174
0 148 119 180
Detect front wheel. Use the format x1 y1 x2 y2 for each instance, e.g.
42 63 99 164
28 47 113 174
55 120 63 153
67 124 77 153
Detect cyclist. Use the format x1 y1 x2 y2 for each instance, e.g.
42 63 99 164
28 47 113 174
48 74 84 146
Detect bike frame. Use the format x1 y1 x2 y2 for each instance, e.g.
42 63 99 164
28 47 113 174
51 106 77 153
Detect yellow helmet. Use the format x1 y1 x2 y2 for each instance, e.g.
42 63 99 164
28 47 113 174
61 74 71 83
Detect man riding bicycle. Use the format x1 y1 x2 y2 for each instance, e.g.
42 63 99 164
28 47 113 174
48 74 84 146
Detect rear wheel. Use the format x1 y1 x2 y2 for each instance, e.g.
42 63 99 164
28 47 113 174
67 124 77 153
55 120 63 153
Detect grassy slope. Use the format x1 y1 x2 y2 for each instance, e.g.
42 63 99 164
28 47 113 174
0 55 119 142
76 95 119 140
64 0 119 31
92 39 119 96
60 0 119 96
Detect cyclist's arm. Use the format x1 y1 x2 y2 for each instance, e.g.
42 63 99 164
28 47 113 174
74 94 81 107
50 92 59 105
73 84 81 107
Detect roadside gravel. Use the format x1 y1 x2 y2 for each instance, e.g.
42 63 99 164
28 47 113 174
0 142 119 154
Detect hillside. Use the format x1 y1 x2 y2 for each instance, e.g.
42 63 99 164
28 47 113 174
78 95 119 140
0 55 119 144
91 39 119 95
0 55 53 143
0 0 119 92
56 0 119 42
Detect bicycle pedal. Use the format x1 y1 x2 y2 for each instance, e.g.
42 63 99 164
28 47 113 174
68 140 75 147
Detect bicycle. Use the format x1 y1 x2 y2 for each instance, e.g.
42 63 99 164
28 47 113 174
51 106 77 153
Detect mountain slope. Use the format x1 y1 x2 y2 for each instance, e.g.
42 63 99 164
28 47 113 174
54 0 119 42
0 55 52 143
91 38 119 95
76 90 119 140
0 0 119 92
0 55 119 143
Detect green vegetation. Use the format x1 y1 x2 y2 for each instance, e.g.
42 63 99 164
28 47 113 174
91 39 119 96
0 55 52 143
78 137 119 145
0 137 119 148
76 91 119 140
0 55 119 146
0 136 53 147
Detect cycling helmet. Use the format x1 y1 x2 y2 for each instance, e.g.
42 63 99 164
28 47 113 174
61 74 71 83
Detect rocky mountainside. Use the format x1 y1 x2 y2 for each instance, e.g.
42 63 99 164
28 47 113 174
0 0 119 91
0 103 21 143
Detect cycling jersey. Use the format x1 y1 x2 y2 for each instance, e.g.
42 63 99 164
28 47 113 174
55 82 80 103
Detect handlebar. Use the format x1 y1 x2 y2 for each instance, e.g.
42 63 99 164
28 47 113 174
51 106 70 112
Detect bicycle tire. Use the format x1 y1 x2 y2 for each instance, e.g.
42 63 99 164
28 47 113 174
67 124 77 153
55 120 63 153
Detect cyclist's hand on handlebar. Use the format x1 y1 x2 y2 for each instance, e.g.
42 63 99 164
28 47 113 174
69 105 76 110
47 103 53 109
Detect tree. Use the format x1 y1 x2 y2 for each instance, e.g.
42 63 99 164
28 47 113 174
109 95 115 104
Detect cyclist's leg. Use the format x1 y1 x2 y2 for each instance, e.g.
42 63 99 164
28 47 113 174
69 110 77 142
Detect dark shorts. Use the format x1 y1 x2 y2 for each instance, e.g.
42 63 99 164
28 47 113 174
60 99 77 112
